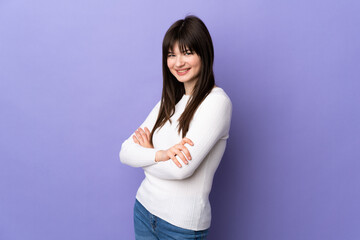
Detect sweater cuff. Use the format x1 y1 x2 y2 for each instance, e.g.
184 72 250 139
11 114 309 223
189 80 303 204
119 140 158 167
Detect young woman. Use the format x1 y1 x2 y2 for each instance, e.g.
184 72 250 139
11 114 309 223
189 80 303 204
119 15 232 239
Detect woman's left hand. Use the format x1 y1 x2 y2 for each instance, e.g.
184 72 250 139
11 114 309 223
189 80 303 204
132 127 154 148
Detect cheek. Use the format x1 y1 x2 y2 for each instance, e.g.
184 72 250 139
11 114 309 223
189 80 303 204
167 59 173 69
192 60 201 72
190 56 201 69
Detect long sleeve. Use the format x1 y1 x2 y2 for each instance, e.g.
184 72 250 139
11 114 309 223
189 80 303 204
143 94 232 180
119 99 161 167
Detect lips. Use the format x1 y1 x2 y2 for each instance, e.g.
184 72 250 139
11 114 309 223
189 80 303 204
176 68 190 76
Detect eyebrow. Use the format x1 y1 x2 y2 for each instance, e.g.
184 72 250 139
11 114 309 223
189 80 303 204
167 48 192 54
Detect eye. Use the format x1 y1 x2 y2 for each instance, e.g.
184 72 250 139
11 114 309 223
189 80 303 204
167 53 175 57
184 50 192 56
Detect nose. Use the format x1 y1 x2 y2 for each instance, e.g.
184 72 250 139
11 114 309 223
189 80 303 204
175 55 185 67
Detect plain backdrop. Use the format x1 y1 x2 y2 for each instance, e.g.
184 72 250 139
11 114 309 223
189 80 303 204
1 0 359 239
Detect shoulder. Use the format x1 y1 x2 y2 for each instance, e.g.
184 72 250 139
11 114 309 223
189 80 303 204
200 87 232 110
194 87 232 119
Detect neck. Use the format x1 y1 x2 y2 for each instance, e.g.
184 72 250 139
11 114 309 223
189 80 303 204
184 83 218 96
184 81 196 96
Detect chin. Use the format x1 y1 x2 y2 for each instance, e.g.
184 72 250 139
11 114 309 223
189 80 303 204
178 80 192 84
177 76 196 82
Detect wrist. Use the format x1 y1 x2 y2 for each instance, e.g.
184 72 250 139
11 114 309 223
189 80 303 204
155 150 161 162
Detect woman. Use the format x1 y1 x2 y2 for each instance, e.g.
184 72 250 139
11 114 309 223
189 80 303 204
119 15 232 239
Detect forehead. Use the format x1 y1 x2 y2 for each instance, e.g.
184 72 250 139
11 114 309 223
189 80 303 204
168 41 190 52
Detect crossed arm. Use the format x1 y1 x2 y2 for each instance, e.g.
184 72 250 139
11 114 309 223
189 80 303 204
119 95 232 180
119 100 161 168
119 98 193 168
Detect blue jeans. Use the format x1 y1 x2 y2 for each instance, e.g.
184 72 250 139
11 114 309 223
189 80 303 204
134 199 209 240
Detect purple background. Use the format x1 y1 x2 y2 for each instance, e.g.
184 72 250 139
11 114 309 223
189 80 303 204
1 0 359 239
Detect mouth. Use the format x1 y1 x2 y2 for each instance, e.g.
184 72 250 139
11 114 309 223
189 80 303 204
176 68 190 76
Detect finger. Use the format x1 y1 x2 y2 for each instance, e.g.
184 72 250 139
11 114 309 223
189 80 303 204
168 151 182 168
144 127 151 138
181 137 194 146
171 156 182 168
135 130 144 144
177 144 191 160
132 135 140 144
138 128 148 140
173 148 188 165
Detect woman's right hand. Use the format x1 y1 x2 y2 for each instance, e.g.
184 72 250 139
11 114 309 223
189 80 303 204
155 138 194 168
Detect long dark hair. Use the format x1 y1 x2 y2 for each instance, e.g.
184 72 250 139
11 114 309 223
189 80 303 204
150 15 215 145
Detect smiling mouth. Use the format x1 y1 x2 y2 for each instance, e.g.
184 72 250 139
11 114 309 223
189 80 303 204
176 68 190 75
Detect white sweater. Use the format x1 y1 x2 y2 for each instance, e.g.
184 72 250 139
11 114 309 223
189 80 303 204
119 87 232 231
